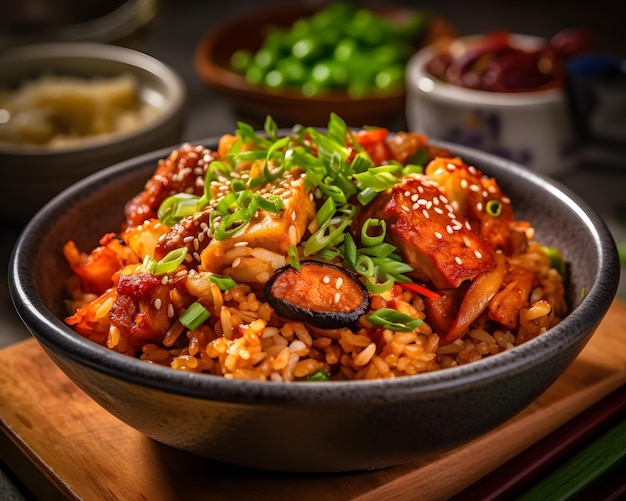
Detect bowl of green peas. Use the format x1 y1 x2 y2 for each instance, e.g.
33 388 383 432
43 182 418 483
194 2 456 128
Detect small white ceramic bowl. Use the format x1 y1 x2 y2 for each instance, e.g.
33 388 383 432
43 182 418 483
0 42 187 223
406 34 579 176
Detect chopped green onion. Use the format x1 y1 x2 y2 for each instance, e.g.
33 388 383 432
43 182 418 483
179 302 211 330
288 245 301 271
357 186 379 206
541 246 566 275
142 255 157 273
158 193 204 226
366 308 423 332
264 115 279 141
255 193 284 213
154 248 188 275
306 369 330 381
354 254 375 277
311 196 336 231
364 276 395 294
361 218 386 246
208 273 237 291
350 151 375 174
357 242 396 258
341 233 357 269
486 199 503 217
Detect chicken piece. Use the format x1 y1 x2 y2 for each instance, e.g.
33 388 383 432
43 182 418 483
110 271 176 347
361 175 496 290
155 169 316 275
200 170 316 274
425 157 525 254
124 143 219 228
488 264 538 329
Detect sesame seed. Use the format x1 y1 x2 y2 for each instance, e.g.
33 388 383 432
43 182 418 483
288 224 297 245
468 166 477 175
412 202 419 210
422 209 430 219
323 276 330 284
426 200 433 209
440 195 449 203
470 184 480 192
193 252 201 262
476 202 483 212
446 225 453 234
410 193 419 202
404 190 411 197
434 207 444 214
502 196 511 204
291 211 297 221
474 250 483 259
465 221 472 230
193 239 199 251
460 179 468 189
161 276 169 285
455 256 463 265
154 298 162 310
434 231 443 239
334 292 341 303
336 277 343 289
232 257 242 268
167 303 175 319
183 236 194 243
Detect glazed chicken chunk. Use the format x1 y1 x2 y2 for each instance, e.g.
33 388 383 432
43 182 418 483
362 174 497 289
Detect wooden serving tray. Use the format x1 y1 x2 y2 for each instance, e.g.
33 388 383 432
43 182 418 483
1 301 625 501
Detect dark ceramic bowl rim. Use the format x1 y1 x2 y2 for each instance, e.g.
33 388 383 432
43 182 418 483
9 137 620 404
0 42 187 157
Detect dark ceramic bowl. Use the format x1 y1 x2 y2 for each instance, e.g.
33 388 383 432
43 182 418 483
9 136 620 473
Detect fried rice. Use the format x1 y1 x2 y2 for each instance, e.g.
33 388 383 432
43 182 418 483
63 114 568 382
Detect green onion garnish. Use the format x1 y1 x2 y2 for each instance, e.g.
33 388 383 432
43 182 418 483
486 199 503 217
208 273 237 291
153 248 188 275
361 218 386 247
305 369 330 382
179 302 211 330
142 255 158 273
366 308 423 332
288 245 301 271
541 246 566 275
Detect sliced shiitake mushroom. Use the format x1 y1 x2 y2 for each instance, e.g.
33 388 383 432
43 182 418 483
264 260 370 329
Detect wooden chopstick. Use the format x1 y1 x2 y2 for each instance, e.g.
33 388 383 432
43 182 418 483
449 382 626 501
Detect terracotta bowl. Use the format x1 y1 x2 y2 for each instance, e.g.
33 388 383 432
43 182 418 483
194 4 456 129
9 135 619 473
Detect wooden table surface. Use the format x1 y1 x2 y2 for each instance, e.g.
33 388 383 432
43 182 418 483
1 301 625 501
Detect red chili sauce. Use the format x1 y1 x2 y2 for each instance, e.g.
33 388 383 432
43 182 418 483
426 29 591 92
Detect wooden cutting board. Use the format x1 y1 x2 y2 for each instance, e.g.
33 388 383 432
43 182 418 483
1 301 625 501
